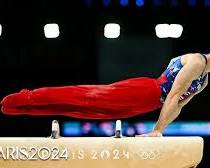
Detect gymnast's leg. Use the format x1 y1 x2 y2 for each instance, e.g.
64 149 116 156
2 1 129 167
1 77 162 119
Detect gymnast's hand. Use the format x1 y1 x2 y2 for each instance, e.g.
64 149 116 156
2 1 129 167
136 131 163 137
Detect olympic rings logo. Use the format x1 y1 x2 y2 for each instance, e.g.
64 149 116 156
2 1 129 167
136 149 160 160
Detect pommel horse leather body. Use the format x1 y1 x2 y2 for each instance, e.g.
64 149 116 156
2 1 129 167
0 137 203 168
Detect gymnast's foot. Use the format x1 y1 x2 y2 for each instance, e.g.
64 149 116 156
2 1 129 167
1 89 31 108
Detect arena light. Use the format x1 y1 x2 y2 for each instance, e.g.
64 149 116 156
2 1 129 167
120 0 129 6
188 0 197 6
102 0 111 7
136 0 144 7
205 0 210 6
155 24 169 38
155 24 183 38
0 24 2 36
44 23 60 38
169 24 183 38
104 23 120 39
153 0 162 6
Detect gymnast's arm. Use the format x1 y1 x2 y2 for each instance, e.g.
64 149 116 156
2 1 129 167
153 56 205 134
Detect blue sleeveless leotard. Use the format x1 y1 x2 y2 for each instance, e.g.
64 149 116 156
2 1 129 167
159 55 208 103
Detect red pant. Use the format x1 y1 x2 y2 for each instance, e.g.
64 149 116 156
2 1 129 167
1 77 162 119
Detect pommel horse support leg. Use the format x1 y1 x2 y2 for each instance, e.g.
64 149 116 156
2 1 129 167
0 121 204 168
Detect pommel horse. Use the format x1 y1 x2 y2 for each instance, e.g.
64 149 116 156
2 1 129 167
0 120 204 168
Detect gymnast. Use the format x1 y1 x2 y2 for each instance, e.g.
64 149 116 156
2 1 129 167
1 53 209 137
